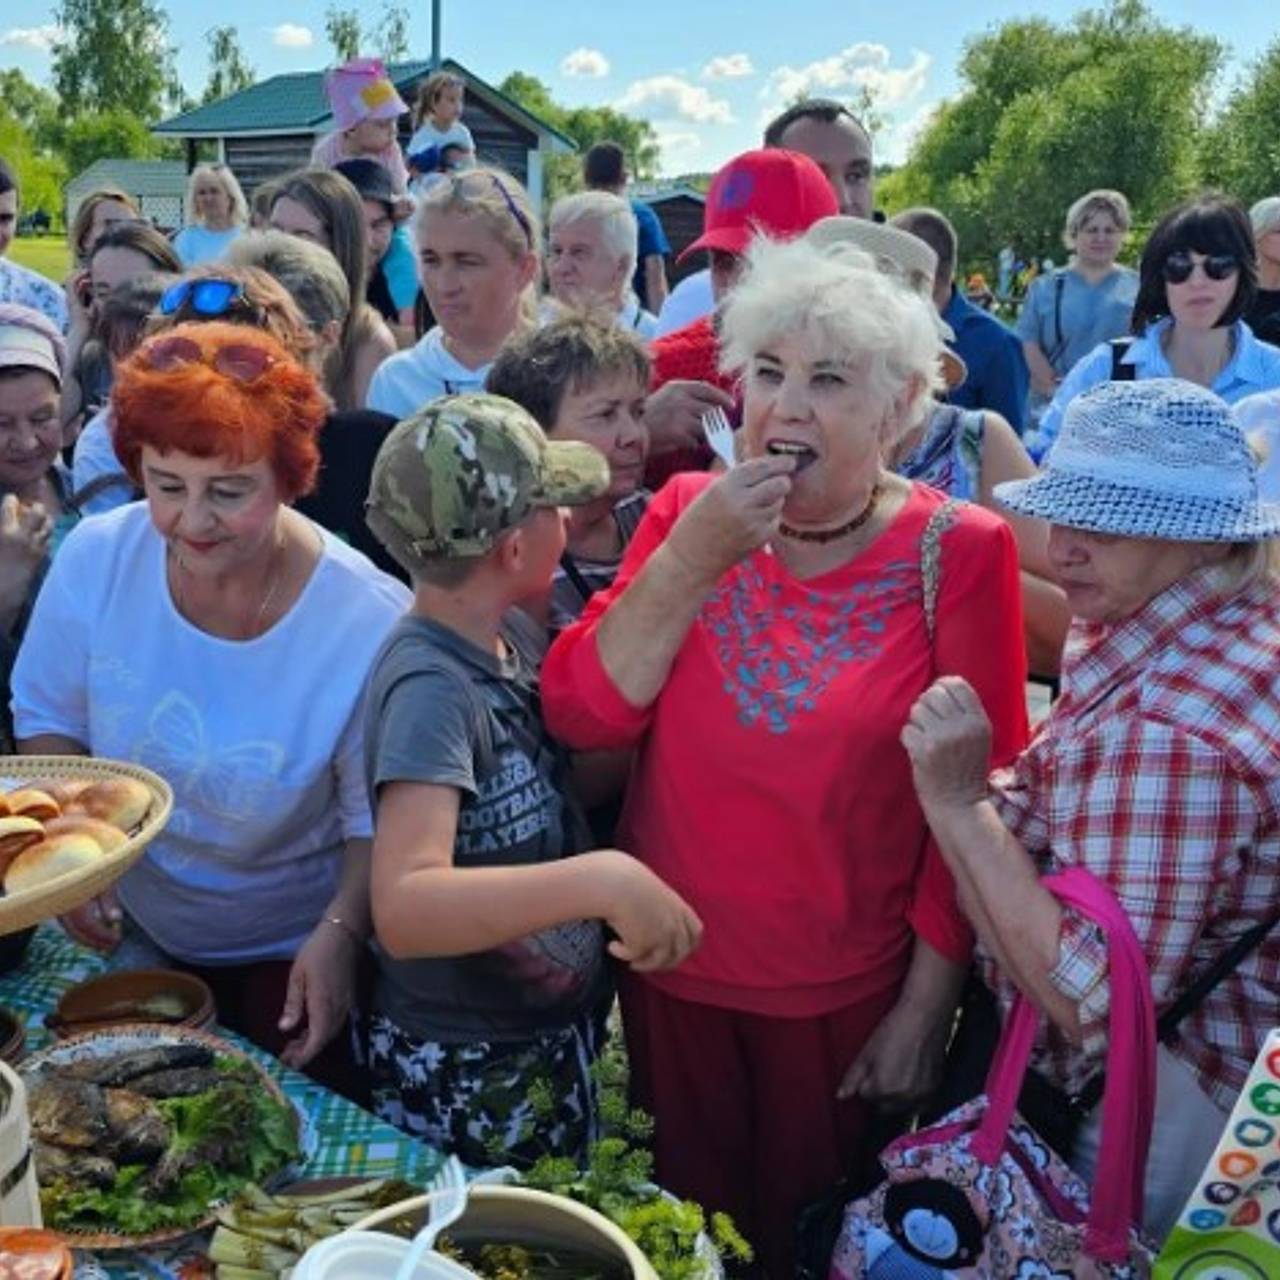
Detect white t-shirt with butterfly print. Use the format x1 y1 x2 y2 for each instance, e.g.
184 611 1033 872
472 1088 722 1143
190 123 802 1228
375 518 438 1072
12 503 411 964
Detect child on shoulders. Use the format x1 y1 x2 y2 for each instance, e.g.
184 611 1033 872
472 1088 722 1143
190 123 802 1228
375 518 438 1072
407 71 476 195
311 57 410 194
362 392 700 1167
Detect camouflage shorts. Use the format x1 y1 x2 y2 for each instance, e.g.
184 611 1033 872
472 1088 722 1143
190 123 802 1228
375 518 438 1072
367 1011 603 1170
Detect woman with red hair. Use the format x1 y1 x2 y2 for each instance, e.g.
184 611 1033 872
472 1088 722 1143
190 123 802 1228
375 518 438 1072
12 322 409 1096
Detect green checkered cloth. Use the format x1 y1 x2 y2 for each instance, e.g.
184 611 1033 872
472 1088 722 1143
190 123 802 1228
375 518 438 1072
0 924 442 1275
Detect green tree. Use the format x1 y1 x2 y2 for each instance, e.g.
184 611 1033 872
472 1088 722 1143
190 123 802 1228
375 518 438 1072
498 72 660 204
375 3 411 63
203 26 255 105
0 71 61 151
0 109 66 225
325 7 362 62
61 111 161 177
52 0 179 121
893 0 1220 265
1200 40 1280 207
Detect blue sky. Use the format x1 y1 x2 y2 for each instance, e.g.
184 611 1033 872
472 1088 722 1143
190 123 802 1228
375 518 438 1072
2 1 1276 174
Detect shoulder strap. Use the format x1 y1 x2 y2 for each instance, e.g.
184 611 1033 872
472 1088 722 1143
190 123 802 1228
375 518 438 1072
558 552 596 607
920 497 961 646
68 471 140 512
1049 270 1068 363
1109 337 1136 381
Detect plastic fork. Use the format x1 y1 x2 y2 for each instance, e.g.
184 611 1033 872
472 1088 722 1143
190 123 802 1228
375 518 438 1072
701 406 736 468
393 1156 469 1280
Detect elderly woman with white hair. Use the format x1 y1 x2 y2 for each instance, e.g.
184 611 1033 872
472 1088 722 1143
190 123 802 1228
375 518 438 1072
172 164 248 268
1246 195 1280 346
902 377 1280 1242
546 190 657 337
542 235 1029 1277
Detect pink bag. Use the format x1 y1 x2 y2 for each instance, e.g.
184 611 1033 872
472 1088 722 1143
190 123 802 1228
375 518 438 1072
829 867 1158 1278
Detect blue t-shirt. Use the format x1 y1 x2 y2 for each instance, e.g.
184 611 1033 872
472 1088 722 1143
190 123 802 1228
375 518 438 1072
630 199 669 309
942 288 1031 434
172 224 243 268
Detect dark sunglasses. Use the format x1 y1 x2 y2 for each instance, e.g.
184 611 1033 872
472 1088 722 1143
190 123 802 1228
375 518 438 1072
159 278 246 318
1161 250 1240 285
143 335 275 382
450 172 533 249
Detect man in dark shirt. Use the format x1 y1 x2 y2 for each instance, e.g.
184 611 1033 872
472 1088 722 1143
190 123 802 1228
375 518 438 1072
893 207 1030 433
583 141 669 314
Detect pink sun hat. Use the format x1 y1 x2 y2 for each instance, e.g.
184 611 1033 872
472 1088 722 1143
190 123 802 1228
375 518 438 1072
324 57 408 131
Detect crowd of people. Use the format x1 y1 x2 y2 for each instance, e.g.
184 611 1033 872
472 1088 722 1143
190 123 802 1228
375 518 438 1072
2 52 1280 1278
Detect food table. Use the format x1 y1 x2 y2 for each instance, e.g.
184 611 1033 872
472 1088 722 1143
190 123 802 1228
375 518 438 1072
0 924 444 1278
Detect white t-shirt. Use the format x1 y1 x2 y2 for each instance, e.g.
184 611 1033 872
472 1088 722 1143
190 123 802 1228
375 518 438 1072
364 326 490 418
172 224 243 268
12 504 411 964
654 268 714 337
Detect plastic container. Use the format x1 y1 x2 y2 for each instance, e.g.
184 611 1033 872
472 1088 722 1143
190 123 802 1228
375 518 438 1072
0 1061 41 1228
292 1231 477 1279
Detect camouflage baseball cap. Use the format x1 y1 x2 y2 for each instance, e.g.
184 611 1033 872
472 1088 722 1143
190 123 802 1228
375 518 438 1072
366 392 610 571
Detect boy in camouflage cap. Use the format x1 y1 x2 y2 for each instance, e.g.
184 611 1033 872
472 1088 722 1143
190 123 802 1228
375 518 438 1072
362 393 701 1167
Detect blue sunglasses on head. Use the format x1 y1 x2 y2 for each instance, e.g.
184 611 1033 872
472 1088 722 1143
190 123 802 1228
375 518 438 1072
159 278 246 317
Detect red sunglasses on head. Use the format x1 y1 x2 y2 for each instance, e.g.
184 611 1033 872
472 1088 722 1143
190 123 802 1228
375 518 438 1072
143 335 276 383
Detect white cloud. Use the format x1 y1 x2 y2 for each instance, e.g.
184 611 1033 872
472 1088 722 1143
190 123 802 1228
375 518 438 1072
0 25 62 52
653 128 702 174
615 75 734 125
701 53 754 80
560 47 610 79
763 43 931 111
879 98 942 165
271 23 315 49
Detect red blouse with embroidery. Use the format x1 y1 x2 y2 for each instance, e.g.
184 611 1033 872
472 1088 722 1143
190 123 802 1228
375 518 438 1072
543 475 1029 1015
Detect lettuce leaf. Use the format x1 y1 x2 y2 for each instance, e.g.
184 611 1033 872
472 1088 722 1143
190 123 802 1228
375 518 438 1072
41 1059 300 1237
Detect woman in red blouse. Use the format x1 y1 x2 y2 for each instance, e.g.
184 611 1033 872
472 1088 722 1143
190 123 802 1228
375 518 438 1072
542 235 1030 1277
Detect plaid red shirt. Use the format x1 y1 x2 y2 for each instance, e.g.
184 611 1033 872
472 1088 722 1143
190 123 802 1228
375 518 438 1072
985 563 1280 1109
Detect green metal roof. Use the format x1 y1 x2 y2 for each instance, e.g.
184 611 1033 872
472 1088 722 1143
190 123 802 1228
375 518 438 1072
155 58 576 152
65 158 187 196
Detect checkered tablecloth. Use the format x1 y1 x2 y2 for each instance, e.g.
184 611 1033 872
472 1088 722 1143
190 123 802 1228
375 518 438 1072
0 924 442 1277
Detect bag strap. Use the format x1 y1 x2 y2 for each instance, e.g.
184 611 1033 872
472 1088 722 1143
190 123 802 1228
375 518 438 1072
1072 905 1280 1116
1047 270 1068 367
971 867 1157 1261
920 498 961 645
558 551 596 608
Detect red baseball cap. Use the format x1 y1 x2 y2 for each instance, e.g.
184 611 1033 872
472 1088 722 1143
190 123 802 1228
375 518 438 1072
678 149 840 263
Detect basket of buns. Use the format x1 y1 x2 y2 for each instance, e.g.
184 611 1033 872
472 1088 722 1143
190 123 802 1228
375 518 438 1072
0 757 173 936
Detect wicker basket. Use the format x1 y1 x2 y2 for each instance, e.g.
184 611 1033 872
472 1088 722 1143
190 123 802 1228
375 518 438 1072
0 757 173 936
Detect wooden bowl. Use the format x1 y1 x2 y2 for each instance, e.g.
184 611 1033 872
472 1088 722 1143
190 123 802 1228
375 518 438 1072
46 968 215 1039
0 1006 23 1065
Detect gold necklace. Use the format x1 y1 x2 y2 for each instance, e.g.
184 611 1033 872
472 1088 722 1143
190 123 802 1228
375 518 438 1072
779 484 882 545
171 535 286 638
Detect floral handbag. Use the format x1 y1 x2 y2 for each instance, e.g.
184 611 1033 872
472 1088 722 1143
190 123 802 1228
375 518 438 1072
829 866 1159 1279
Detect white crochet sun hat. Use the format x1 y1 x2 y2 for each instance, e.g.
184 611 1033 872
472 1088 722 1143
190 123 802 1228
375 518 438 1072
994 378 1280 542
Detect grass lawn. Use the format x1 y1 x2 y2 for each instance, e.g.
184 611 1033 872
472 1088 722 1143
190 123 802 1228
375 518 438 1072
7 237 70 283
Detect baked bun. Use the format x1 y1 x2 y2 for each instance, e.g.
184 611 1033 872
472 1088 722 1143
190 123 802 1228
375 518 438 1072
4 833 104 895
30 779 92 809
65 778 151 831
0 817 45 871
4 789 60 822
42 816 129 854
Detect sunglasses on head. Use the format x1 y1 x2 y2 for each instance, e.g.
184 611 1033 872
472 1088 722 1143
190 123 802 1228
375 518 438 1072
450 172 533 250
1161 250 1240 285
143 335 275 383
159 278 246 318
